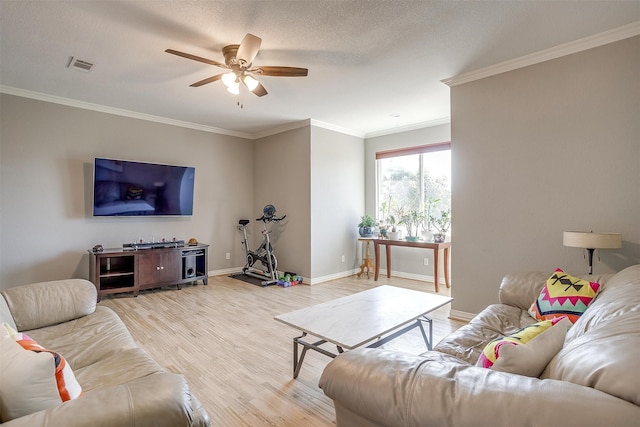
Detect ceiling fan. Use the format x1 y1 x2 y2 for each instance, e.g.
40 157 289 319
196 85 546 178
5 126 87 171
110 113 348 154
166 33 308 97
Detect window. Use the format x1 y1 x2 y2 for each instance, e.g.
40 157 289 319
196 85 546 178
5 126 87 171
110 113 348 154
376 142 451 236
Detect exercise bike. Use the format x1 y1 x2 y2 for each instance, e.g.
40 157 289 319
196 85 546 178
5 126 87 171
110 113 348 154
237 205 286 286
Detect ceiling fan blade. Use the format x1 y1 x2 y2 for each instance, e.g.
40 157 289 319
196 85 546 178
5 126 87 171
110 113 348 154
236 33 262 66
165 49 227 68
190 74 224 87
252 66 308 77
252 82 268 97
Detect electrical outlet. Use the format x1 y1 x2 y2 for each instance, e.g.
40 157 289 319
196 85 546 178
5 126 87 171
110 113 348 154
225 252 231 260
423 258 429 266
341 255 345 263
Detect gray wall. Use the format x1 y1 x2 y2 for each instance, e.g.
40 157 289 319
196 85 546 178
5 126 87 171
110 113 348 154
252 125 365 282
450 36 640 315
365 124 452 280
0 94 253 289
0 96 365 288
253 126 312 278
310 126 364 280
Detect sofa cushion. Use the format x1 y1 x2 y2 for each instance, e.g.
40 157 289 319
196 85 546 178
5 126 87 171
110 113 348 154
541 265 640 406
74 347 165 392
0 324 82 422
434 303 536 364
528 268 600 324
24 306 137 369
477 316 570 377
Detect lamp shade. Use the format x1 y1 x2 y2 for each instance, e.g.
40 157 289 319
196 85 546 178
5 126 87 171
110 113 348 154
563 231 622 249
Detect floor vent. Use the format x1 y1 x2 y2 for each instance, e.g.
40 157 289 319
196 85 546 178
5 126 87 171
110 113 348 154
68 57 95 72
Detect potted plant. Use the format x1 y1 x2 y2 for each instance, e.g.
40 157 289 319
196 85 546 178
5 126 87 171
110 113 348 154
358 214 377 237
430 209 451 243
421 197 440 241
386 215 400 240
401 210 424 242
388 204 406 240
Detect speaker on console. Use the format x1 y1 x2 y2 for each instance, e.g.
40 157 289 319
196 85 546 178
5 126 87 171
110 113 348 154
183 255 197 279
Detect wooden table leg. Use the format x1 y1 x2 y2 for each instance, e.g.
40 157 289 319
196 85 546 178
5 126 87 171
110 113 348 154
374 241 381 281
385 244 392 278
444 247 450 288
433 248 440 293
357 241 375 278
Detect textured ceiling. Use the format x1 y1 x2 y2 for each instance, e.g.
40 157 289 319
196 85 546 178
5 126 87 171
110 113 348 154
1 1 639 138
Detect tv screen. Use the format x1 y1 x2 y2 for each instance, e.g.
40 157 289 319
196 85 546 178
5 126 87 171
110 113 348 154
93 158 195 216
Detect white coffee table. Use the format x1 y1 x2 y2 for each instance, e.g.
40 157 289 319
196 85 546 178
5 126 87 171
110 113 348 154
274 285 453 378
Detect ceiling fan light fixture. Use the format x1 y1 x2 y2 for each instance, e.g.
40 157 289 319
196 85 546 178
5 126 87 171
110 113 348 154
226 81 240 95
221 72 237 88
166 33 308 98
243 75 259 91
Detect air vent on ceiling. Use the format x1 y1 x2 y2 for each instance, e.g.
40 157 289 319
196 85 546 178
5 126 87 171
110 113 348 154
67 57 95 72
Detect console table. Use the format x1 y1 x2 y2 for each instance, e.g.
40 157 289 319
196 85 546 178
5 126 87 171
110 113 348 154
373 239 450 292
356 237 376 279
89 244 208 301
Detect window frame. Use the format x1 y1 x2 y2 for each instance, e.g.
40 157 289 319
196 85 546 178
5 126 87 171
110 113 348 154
375 141 451 225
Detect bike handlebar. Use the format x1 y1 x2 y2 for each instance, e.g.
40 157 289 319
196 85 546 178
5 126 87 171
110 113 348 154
256 214 287 222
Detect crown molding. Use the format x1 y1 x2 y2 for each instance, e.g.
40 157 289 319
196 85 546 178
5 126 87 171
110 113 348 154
251 119 312 139
365 117 450 139
310 119 365 138
442 21 640 87
0 85 253 139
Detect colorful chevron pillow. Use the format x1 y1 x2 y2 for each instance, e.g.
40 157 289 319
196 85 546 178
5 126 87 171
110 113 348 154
1 323 83 422
476 316 570 376
528 268 601 324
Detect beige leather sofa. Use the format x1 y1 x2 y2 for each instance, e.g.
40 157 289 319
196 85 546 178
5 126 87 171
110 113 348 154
319 265 640 427
0 279 210 426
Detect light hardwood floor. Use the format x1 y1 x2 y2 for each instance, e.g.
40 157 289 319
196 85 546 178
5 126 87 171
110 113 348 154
100 274 466 426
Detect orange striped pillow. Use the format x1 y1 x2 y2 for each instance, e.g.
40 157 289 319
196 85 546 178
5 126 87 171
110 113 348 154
13 333 84 402
1 323 83 421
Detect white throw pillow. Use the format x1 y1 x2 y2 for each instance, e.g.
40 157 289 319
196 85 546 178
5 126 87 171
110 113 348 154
492 316 571 377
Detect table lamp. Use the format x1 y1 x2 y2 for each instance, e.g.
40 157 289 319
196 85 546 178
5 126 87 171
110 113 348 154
563 231 622 274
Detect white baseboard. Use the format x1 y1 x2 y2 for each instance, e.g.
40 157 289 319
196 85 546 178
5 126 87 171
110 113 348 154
377 269 434 283
208 267 448 288
208 267 242 277
449 309 476 323
307 269 358 285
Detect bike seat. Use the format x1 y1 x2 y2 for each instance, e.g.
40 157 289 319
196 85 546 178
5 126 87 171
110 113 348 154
239 219 250 226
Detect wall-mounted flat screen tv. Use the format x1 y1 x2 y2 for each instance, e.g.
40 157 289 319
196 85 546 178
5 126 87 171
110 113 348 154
93 158 195 216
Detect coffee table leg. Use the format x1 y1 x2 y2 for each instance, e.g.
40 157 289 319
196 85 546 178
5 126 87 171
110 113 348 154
293 335 309 379
417 315 434 350
293 333 335 379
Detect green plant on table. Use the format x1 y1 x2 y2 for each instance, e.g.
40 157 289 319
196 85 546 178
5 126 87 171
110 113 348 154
358 215 376 228
430 209 451 234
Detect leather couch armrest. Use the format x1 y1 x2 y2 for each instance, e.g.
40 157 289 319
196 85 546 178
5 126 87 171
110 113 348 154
319 348 640 427
1 279 97 331
2 373 210 427
498 271 549 310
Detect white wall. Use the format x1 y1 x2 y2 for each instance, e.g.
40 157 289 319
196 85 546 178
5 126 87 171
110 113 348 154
450 36 640 315
0 94 253 289
365 124 452 280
